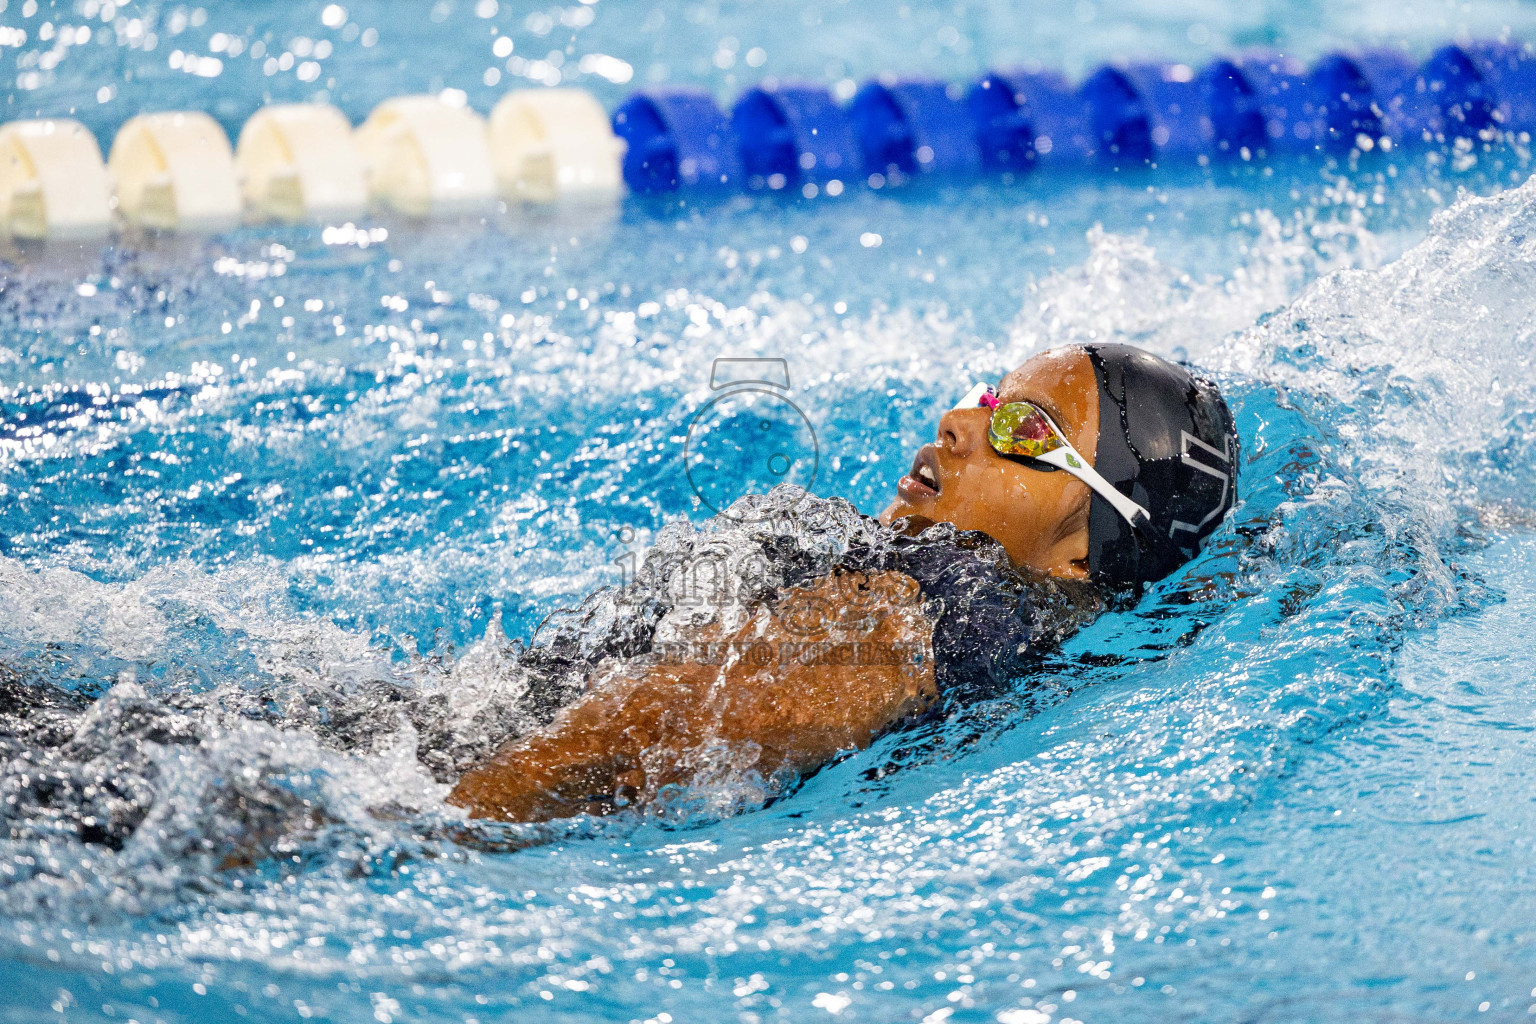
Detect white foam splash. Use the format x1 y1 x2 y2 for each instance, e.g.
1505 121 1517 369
1212 172 1536 546
1007 208 1385 365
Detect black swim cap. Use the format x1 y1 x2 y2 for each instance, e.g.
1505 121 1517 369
1083 344 1238 587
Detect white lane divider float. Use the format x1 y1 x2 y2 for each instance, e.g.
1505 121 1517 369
354 95 496 217
488 88 625 202
1 86 635 239
235 104 368 222
0 118 113 239
108 111 242 230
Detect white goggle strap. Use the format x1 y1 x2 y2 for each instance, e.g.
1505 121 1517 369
953 381 995 410
1033 446 1151 529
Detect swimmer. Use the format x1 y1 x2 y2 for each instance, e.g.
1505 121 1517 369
448 344 1239 823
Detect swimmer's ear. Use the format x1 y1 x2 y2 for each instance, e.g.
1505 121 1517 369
1060 491 1093 579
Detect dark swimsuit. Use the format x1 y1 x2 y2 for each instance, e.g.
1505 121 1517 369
836 519 1101 700
0 506 1104 850
518 513 1101 715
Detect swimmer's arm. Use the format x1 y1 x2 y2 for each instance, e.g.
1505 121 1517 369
446 570 937 824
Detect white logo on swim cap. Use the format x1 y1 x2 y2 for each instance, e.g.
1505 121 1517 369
1169 430 1234 544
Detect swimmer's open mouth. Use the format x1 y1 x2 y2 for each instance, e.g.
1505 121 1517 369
898 447 941 501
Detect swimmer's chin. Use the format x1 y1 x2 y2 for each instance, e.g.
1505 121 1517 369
879 502 937 537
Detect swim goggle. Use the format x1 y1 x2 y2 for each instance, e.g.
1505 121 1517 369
954 382 1151 530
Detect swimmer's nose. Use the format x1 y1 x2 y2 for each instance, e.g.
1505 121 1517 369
938 407 989 459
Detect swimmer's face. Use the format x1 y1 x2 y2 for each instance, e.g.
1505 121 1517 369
880 347 1098 578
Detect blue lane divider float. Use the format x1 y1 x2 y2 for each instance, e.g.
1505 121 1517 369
1237 52 1313 154
612 90 740 191
1309 52 1388 149
969 70 1098 167
1350 49 1435 145
849 79 980 179
615 38 1536 193
1083 60 1265 162
1078 65 1153 162
731 85 861 192
1428 41 1536 137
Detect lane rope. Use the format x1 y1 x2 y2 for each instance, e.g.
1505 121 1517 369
2 41 1532 238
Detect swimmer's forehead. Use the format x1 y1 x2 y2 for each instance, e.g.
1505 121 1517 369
995 348 1097 427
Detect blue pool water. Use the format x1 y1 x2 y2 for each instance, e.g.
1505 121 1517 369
8 2 1536 1023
